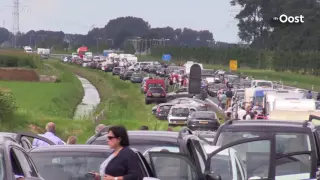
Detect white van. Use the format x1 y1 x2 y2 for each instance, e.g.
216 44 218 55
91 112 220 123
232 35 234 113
128 62 155 71
273 99 316 111
251 80 273 89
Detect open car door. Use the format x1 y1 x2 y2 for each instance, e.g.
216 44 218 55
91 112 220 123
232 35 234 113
16 132 55 150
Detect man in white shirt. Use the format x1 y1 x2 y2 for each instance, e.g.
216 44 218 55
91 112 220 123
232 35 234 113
32 122 65 147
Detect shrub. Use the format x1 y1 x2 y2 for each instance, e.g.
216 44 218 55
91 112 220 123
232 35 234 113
0 50 43 68
0 90 17 120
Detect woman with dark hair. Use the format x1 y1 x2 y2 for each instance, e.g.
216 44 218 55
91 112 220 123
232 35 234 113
90 126 142 180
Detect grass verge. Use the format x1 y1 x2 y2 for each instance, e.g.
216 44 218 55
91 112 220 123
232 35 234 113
60 63 183 131
0 60 96 143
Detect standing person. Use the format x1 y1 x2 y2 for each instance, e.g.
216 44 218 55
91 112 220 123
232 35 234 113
306 90 313 99
32 122 65 147
225 88 233 109
67 136 77 144
220 92 227 110
317 92 320 101
90 126 142 180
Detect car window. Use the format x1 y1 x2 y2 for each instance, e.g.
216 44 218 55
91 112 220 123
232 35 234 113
275 154 311 178
210 154 233 180
13 148 38 177
171 108 189 116
149 88 164 93
144 146 180 164
192 112 217 120
160 105 172 111
30 151 111 180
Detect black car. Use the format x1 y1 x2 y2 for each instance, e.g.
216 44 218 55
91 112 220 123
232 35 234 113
112 67 123 75
120 70 134 80
213 119 320 179
130 73 143 83
104 63 115 72
145 87 167 104
155 103 175 120
187 111 220 131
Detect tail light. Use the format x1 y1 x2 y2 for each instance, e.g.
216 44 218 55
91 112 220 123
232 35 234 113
157 107 161 112
147 92 152 96
161 92 166 97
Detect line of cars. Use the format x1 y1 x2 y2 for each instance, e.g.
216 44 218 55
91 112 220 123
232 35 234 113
59 58 320 179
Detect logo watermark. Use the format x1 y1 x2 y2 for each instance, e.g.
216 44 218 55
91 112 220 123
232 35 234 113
272 14 304 24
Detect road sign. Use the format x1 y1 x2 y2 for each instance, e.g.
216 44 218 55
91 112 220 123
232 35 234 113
229 60 238 71
188 64 202 94
162 54 171 61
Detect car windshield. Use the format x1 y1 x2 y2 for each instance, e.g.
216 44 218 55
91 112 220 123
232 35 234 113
202 70 215 75
132 74 142 77
160 105 172 111
148 83 162 88
126 71 134 75
30 151 111 180
257 82 272 88
171 108 189 116
192 112 217 120
113 68 120 71
216 132 312 177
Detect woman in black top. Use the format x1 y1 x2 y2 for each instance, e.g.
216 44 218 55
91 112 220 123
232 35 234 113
92 126 142 180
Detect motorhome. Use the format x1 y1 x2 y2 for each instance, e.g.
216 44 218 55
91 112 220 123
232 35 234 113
24 46 33 53
251 80 274 89
264 90 306 114
184 61 203 75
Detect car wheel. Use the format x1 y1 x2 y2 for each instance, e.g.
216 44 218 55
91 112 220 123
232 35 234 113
145 100 149 105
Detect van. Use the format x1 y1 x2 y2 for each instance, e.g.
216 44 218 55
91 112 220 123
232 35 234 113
128 62 155 71
251 80 273 89
144 79 165 93
273 99 316 111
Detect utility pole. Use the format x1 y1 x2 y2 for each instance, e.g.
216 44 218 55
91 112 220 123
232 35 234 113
12 0 20 48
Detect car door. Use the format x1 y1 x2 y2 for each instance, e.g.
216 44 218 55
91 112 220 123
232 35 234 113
205 137 275 180
15 132 55 150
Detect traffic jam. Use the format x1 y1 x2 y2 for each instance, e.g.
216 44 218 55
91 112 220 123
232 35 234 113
46 52 320 180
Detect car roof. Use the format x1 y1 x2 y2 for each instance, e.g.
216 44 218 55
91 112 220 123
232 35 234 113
159 103 175 106
29 145 112 153
95 131 179 143
171 104 194 108
221 120 312 130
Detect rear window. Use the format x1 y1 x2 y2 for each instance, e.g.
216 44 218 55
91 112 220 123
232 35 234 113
171 108 189 116
160 105 172 111
148 84 163 88
114 68 120 71
192 112 217 119
149 88 164 93
126 71 134 75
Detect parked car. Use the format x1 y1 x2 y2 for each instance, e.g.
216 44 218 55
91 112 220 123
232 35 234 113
167 104 198 126
155 103 175 120
130 73 143 83
145 87 166 104
112 67 123 75
166 87 193 101
187 111 220 131
120 70 134 80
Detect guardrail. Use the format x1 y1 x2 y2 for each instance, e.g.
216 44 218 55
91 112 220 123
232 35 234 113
205 98 227 119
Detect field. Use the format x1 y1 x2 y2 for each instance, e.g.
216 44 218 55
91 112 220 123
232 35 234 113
0 60 96 143
143 55 320 91
61 63 175 131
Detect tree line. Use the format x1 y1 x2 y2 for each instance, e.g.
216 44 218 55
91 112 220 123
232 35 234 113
151 0 320 75
0 16 214 51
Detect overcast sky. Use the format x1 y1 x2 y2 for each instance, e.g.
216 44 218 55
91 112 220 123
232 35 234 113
0 0 240 43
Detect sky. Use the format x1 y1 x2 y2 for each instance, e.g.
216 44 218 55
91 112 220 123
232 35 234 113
0 0 241 43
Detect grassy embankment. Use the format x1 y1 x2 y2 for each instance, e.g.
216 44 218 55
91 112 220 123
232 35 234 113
141 55 320 91
0 51 95 143
60 62 179 131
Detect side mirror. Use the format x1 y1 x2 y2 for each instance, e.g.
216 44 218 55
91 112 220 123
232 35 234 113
206 173 222 180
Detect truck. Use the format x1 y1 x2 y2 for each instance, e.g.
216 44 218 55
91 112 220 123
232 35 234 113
37 48 50 59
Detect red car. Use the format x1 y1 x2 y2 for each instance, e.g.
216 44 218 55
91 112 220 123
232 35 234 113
145 87 167 104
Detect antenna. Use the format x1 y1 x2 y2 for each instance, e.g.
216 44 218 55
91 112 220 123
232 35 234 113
12 0 19 47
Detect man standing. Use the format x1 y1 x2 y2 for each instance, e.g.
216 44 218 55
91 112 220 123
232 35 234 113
32 122 65 147
225 88 233 109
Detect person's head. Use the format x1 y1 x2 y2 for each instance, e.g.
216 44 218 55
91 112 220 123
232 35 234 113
226 112 232 118
255 102 260 106
95 124 108 134
167 127 172 131
45 122 56 133
107 126 130 149
67 136 77 144
139 126 149 130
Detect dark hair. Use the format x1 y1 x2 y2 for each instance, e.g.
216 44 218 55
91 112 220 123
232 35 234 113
108 126 130 147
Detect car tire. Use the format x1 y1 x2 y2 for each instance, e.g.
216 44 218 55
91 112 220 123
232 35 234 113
145 100 150 105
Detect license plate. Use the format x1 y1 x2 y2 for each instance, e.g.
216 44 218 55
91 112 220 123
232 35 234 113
199 121 208 124
153 93 160 97
175 121 185 124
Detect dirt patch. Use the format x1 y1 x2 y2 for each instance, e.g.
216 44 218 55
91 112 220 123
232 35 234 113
39 75 59 82
28 124 45 134
0 68 39 81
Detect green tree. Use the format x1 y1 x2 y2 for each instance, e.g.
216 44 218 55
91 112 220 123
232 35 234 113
124 43 136 54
